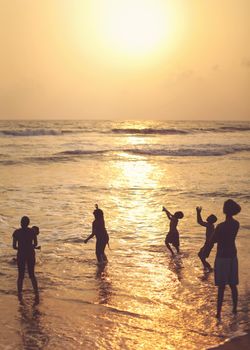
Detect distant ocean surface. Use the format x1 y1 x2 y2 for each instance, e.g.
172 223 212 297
0 120 249 350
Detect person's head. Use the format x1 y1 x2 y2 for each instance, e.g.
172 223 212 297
21 216 30 228
93 208 104 220
174 211 184 219
207 214 217 224
32 226 39 235
223 199 241 217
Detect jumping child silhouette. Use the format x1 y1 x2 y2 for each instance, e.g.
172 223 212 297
163 206 184 256
196 206 217 271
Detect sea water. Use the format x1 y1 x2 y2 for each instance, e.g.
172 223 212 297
0 120 249 350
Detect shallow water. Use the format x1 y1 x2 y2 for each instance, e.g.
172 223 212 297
0 120 249 349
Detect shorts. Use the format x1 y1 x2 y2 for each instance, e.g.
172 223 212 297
165 231 179 248
214 257 239 286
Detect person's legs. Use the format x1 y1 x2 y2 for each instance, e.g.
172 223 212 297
165 242 175 256
198 252 213 271
101 242 108 262
17 257 25 297
203 259 213 271
216 285 226 318
27 255 38 294
96 241 103 262
173 235 180 254
96 241 108 262
229 284 238 314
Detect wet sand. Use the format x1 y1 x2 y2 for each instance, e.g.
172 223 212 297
208 331 250 350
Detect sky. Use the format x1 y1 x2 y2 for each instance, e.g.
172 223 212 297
0 0 249 120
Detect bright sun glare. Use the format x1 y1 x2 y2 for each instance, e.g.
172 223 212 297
69 0 179 63
99 0 173 57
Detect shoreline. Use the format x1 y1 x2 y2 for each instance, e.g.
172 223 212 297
208 331 250 350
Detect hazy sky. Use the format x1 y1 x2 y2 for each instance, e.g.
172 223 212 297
0 0 249 120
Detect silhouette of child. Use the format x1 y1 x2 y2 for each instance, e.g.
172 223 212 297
31 226 41 250
163 206 184 255
12 216 39 301
196 206 217 271
32 226 39 235
84 205 109 263
211 199 241 319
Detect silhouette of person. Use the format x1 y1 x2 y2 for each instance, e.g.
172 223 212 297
32 226 40 236
196 206 217 271
84 205 109 263
32 226 41 250
12 216 39 302
211 199 241 319
163 206 184 255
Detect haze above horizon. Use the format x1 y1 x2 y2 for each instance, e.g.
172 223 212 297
0 0 249 120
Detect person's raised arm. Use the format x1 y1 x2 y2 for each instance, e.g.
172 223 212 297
196 207 208 227
162 206 173 220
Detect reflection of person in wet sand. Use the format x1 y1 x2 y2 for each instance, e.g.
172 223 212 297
19 303 48 349
84 205 109 264
12 216 39 302
162 206 184 256
96 264 112 304
196 206 217 271
211 199 241 319
168 256 183 282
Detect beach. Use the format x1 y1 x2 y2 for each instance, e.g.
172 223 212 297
208 332 250 350
0 120 249 350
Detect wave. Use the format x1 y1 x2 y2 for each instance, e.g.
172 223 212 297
112 125 250 135
112 128 188 135
217 126 250 132
1 144 249 167
27 156 76 163
25 150 107 164
0 160 22 166
124 144 250 157
58 144 250 159
0 129 62 137
187 191 250 200
0 123 249 138
57 150 107 156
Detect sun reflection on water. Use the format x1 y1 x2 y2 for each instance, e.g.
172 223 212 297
114 158 157 189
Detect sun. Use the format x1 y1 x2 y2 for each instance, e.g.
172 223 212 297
100 0 170 56
65 0 183 65
96 0 176 58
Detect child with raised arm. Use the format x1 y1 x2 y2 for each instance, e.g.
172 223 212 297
163 206 184 255
84 205 109 264
196 206 217 271
12 216 39 301
211 199 241 319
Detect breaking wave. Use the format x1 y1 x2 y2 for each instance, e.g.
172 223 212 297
1 124 249 138
124 144 250 157
0 129 62 137
112 128 188 135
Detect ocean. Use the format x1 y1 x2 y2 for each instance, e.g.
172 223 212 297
0 120 249 350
